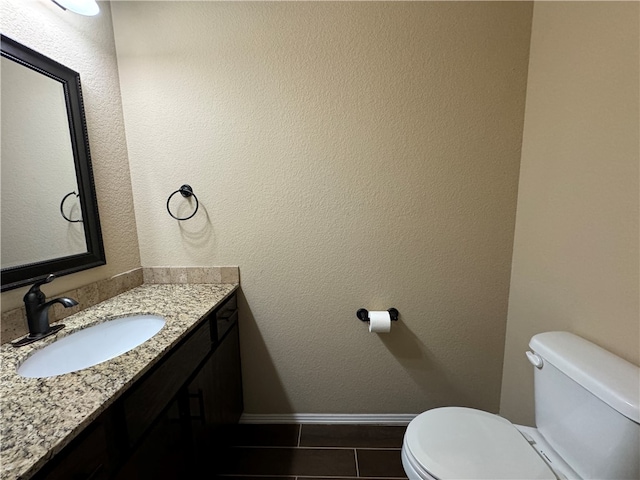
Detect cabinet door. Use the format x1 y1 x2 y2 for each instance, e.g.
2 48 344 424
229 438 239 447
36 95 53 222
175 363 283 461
114 396 191 480
33 413 113 480
187 349 222 447
186 321 243 447
217 322 243 425
123 319 211 447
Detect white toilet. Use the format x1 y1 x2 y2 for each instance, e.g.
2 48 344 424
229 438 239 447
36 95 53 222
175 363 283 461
402 331 640 479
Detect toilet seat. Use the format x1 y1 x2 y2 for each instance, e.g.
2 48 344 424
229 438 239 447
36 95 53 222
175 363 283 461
403 407 557 480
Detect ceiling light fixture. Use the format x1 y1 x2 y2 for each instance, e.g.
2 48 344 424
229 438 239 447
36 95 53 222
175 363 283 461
51 0 99 16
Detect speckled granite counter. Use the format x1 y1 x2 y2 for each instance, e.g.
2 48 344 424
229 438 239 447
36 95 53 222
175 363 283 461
0 282 238 480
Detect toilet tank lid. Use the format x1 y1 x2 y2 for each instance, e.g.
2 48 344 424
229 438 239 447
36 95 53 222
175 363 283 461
530 332 640 423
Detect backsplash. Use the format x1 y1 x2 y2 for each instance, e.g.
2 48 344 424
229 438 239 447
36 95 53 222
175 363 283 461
142 266 239 285
0 266 239 345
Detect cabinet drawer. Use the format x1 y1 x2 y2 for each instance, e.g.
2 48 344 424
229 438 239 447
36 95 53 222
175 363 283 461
216 294 237 340
217 309 238 341
123 320 211 446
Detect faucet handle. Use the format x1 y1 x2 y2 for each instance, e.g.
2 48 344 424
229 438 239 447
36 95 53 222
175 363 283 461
32 274 55 288
24 274 56 299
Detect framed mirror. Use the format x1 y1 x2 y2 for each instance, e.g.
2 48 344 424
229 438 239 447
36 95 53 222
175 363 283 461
1 35 105 292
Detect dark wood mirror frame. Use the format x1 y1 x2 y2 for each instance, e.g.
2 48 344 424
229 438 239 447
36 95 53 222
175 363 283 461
1 35 106 292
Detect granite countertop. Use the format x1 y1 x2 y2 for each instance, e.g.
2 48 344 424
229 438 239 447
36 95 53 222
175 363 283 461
0 282 238 480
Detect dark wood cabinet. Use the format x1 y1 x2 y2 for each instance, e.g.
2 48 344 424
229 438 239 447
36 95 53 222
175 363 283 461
32 414 114 480
187 321 243 452
215 293 238 341
35 292 242 480
114 400 191 480
122 318 211 447
216 322 243 426
188 348 223 445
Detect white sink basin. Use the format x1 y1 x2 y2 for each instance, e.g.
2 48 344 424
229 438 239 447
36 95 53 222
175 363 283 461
17 315 166 378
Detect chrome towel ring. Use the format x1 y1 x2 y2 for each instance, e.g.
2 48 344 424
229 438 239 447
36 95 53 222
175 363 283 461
166 184 199 221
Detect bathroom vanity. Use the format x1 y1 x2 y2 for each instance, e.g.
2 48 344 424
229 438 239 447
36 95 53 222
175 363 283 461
0 283 242 479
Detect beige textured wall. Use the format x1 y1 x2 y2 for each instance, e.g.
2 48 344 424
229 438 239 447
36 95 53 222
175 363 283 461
500 2 640 426
0 0 141 311
112 2 532 414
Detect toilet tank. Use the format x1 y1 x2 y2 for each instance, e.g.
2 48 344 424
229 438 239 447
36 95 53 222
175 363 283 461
529 332 639 480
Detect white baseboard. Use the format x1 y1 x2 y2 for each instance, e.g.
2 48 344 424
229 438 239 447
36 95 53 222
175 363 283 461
239 413 417 425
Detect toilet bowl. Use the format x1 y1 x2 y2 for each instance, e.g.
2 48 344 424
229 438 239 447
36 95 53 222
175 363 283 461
401 408 565 480
401 332 640 480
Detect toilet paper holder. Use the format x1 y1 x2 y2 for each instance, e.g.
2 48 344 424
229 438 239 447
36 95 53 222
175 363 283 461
357 308 399 322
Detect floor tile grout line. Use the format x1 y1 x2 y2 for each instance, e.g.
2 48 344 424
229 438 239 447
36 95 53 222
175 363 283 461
219 424 407 479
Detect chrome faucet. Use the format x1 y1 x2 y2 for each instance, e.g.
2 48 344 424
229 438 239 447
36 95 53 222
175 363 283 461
12 274 78 347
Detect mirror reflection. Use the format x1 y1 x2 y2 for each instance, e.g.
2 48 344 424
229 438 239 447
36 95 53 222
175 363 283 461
1 56 88 269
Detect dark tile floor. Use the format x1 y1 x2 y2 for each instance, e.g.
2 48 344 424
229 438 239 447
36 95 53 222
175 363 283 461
215 424 408 479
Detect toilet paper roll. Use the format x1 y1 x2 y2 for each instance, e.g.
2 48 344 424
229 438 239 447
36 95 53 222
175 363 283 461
368 311 392 333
